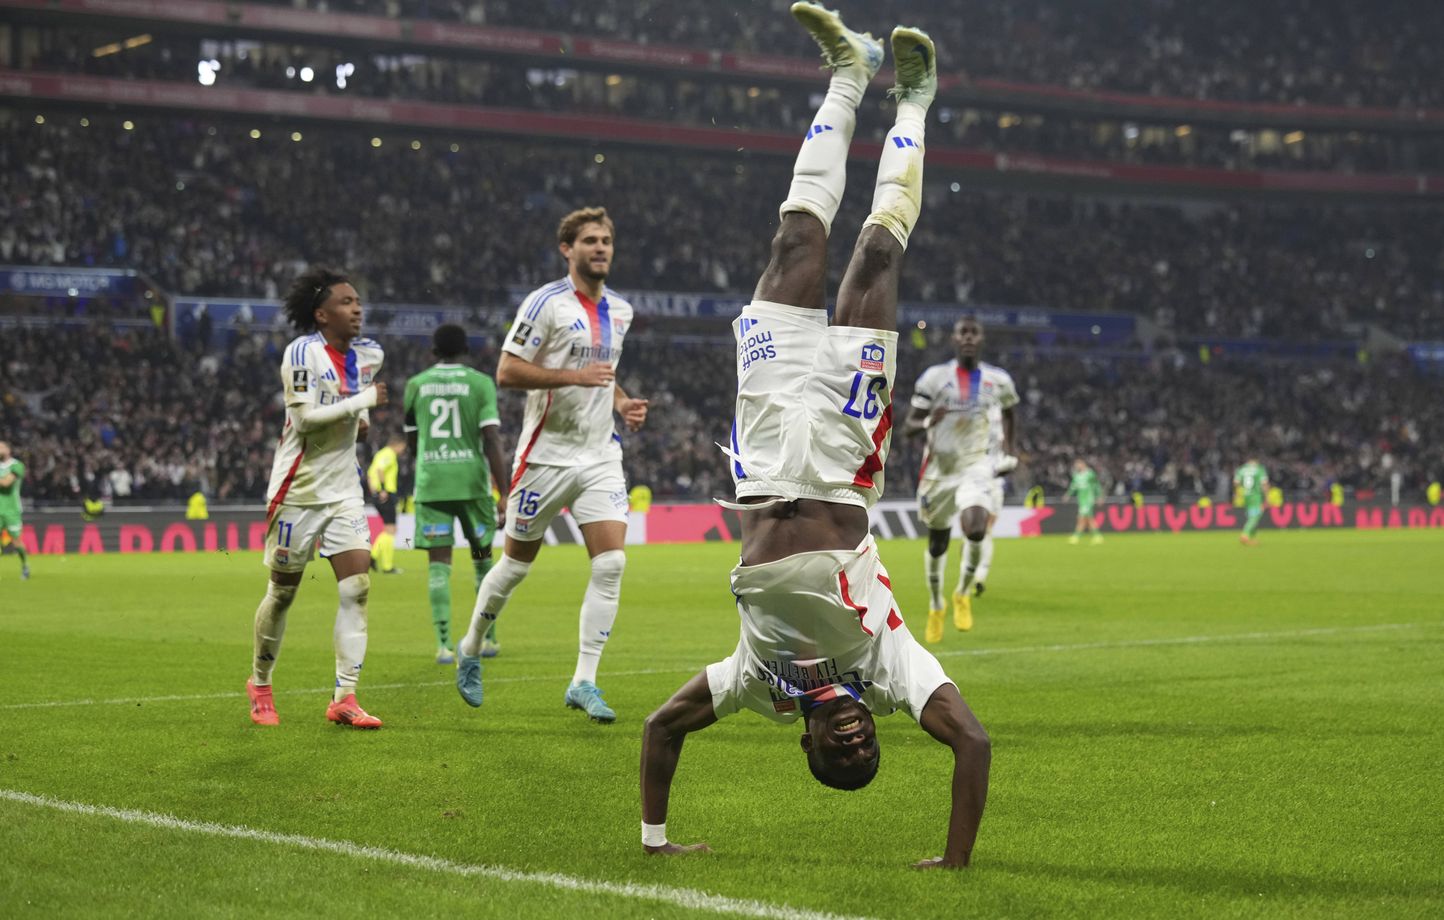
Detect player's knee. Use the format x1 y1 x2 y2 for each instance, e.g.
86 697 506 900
850 231 899 281
770 216 824 263
266 581 298 610
590 549 626 591
962 524 988 543
338 573 370 607
927 531 950 557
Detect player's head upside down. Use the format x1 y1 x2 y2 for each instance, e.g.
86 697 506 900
801 696 880 790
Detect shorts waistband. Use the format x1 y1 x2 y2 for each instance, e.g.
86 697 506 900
732 478 874 509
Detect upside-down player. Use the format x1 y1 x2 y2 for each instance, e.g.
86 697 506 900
246 266 388 729
640 4 989 869
903 317 1018 640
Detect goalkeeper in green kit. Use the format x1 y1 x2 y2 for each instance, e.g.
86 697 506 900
1064 459 1104 545
1233 458 1270 546
404 325 512 662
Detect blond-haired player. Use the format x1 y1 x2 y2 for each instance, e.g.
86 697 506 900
454 207 648 723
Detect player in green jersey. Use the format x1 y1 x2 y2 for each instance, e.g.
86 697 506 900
1063 459 1104 545
404 325 512 663
0 441 29 580
1233 458 1270 545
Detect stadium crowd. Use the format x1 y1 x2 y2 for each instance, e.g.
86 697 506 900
239 0 1444 109
21 29 1444 174
3 316 1438 509
5 116 1440 341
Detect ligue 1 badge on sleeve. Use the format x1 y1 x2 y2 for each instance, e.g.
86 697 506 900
512 322 533 346
292 368 309 392
860 343 885 372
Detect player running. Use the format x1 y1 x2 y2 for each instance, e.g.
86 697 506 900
1064 459 1104 544
454 207 648 723
1234 458 1270 545
246 266 387 729
367 433 407 575
903 317 1018 641
0 441 30 580
404 324 511 664
639 5 989 869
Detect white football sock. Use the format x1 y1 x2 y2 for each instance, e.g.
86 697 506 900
333 574 369 701
779 73 865 235
459 554 531 658
975 533 995 586
573 550 626 685
862 102 928 249
959 539 983 595
252 581 297 686
924 546 946 610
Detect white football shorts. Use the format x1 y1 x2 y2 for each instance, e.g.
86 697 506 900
264 498 371 572
506 458 628 542
730 300 898 509
917 460 1000 529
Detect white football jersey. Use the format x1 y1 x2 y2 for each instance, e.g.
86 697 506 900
911 359 1018 480
266 334 384 515
502 277 634 470
706 540 953 725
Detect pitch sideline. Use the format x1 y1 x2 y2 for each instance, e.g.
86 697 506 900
0 788 880 920
0 623 1425 712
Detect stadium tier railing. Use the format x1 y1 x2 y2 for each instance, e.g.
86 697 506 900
5 71 1443 198
4 0 1442 132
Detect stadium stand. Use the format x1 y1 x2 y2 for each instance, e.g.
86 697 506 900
1 1 1440 512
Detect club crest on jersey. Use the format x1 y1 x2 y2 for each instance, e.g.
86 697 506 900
860 344 886 372
360 367 373 387
613 317 625 335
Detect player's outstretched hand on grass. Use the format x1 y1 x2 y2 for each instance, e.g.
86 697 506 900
619 397 649 431
644 841 712 856
573 363 616 387
912 856 967 870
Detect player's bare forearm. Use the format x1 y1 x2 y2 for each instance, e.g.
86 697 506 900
481 428 511 501
918 684 991 869
1002 407 1016 457
498 352 612 390
641 671 717 838
903 406 931 438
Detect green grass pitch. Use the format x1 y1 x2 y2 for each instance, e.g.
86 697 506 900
1 529 1441 919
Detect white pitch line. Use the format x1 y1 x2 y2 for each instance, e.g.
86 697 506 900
0 667 694 711
1 623 1427 712
0 789 879 920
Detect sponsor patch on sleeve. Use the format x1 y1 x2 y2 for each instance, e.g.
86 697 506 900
860 344 886 372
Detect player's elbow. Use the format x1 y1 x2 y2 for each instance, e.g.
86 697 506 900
496 356 522 389
954 721 991 765
642 708 675 744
